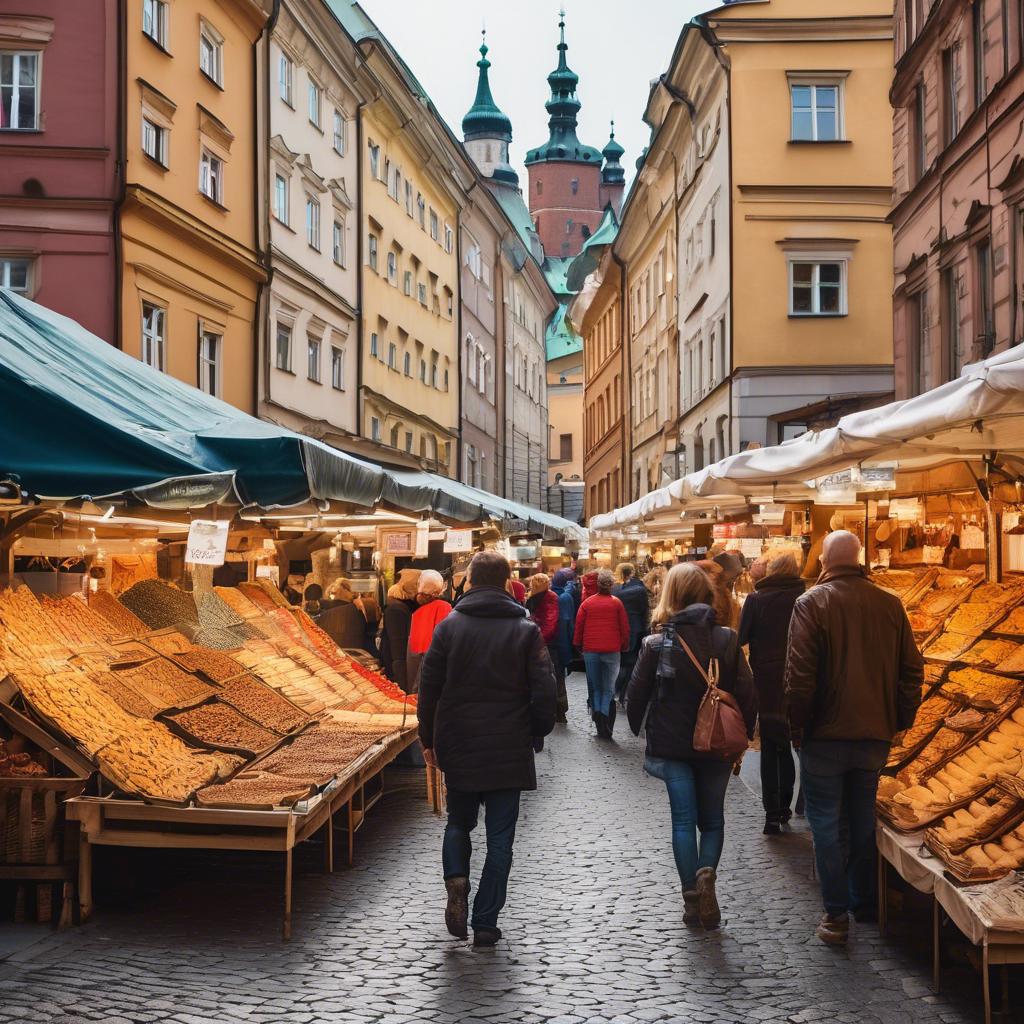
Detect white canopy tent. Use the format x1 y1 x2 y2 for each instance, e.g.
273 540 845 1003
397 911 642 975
591 346 1024 537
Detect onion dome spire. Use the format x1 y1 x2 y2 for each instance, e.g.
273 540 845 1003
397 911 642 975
462 29 512 143
601 120 625 185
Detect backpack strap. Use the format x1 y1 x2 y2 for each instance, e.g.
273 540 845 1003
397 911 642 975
674 631 719 689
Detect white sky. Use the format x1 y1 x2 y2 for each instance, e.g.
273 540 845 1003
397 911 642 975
359 0 713 189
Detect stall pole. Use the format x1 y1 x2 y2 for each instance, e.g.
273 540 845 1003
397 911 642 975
323 806 334 874
932 896 941 992
282 813 296 941
877 855 887 937
983 941 991 1024
985 503 1002 584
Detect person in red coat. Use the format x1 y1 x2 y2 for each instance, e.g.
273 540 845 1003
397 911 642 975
573 569 630 738
406 570 452 691
527 573 568 723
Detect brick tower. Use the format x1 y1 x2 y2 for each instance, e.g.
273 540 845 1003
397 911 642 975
525 15 607 259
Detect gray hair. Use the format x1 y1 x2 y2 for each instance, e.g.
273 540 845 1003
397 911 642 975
597 569 615 593
766 553 800 578
418 569 445 595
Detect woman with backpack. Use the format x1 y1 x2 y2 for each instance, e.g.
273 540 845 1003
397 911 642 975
626 563 757 929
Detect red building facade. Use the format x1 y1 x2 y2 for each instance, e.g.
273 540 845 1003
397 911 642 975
0 2 119 341
891 0 1024 398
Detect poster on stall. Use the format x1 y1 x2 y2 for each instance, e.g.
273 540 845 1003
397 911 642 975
185 520 230 566
414 523 430 558
444 529 474 553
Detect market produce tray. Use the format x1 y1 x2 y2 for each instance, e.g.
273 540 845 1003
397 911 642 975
886 693 965 772
160 699 295 758
925 775 1024 857
941 666 1024 709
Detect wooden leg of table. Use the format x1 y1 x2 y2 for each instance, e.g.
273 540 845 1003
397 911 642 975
283 848 293 942
932 896 940 993
346 798 354 868
983 942 991 1024
58 881 74 930
324 806 334 874
425 763 435 806
877 855 887 938
1000 965 1009 1018
78 833 93 924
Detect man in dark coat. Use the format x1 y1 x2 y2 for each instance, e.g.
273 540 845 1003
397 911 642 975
418 550 557 947
612 563 650 705
784 530 923 947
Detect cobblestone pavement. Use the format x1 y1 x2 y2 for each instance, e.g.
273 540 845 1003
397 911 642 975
0 677 1003 1024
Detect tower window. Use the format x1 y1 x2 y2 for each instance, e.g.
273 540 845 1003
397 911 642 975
536 180 543 195
581 225 591 241
571 178 579 195
565 219 574 235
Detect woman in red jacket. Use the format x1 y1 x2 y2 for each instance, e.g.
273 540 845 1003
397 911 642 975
527 573 567 724
573 569 630 738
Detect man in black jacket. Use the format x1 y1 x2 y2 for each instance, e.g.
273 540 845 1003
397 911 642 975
418 550 557 947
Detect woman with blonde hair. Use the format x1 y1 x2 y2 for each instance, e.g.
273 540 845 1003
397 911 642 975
626 563 757 929
526 573 567 723
738 552 804 834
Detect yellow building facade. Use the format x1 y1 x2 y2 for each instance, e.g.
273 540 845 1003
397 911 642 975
119 0 268 413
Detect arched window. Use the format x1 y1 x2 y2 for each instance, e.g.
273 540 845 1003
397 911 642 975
693 424 705 472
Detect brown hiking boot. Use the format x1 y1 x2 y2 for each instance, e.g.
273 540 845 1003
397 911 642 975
695 867 721 929
682 890 701 927
444 876 469 939
816 913 850 946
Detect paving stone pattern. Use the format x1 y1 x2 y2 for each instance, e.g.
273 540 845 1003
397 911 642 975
0 677 1004 1023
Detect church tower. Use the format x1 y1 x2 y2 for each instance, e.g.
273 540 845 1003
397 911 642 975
525 14 605 258
461 33 519 188
599 122 625 217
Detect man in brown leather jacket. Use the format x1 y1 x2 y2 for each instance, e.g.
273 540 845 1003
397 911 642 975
784 531 923 946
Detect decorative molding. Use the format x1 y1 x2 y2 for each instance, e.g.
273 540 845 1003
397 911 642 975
197 105 235 152
0 15 54 47
269 134 299 167
137 79 177 122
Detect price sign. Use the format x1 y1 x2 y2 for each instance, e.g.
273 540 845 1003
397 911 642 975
444 529 473 553
414 523 430 558
185 520 230 567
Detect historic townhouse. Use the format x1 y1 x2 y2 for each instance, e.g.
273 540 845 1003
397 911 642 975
120 0 269 413
891 0 1024 396
257 0 362 445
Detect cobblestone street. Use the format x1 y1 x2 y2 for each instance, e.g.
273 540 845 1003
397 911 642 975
0 678 996 1024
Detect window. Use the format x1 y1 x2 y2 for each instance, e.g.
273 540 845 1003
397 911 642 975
371 416 381 442
418 282 427 306
387 342 397 370
444 224 453 254
332 110 344 155
198 328 221 396
973 2 985 107
909 289 930 396
789 260 846 316
141 301 166 371
305 196 320 250
405 431 413 453
570 178 579 195
403 351 411 376
0 52 40 130
387 251 397 284
790 81 841 142
445 289 453 319
142 0 167 48
368 142 380 179
306 333 321 382
977 240 994 356
369 331 378 359
278 54 293 106
536 180 543 195
331 346 345 390
275 322 292 371
142 117 167 166
199 150 223 204
332 220 344 266
386 161 398 201
559 434 573 462
429 209 439 241
368 234 378 272
430 354 439 389
942 267 964 382
417 194 425 228
913 82 927 182
403 270 412 296
273 173 289 224
308 80 321 129
942 46 960 144
419 358 426 383
405 181 413 216
199 23 223 86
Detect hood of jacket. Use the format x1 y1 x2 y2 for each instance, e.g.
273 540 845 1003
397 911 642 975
754 574 805 593
455 585 529 619
551 568 576 591
668 602 717 629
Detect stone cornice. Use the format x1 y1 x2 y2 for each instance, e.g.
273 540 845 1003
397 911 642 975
705 15 893 45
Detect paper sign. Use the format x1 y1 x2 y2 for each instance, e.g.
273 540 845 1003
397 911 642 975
185 520 229 566
383 531 413 555
414 523 430 558
444 529 474 553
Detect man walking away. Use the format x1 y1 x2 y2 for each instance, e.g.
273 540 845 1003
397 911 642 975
418 550 557 947
613 563 650 706
784 530 923 946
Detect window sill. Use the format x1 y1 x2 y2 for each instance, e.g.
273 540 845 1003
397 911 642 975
332 384 346 392
273 216 296 234
787 139 851 146
788 313 848 319
0 127 42 134
143 152 169 172
275 367 295 376
143 33 172 57
200 70 224 92
307 377 322 386
200 192 228 212
309 121 324 135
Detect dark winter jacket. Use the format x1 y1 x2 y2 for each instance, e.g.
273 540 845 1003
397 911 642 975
551 579 576 665
737 574 805 740
613 577 651 650
574 593 630 653
784 564 924 743
626 603 757 761
380 597 417 689
526 590 560 644
417 586 557 792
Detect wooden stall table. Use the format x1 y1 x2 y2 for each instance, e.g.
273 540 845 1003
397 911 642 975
877 823 1024 1023
67 728 421 940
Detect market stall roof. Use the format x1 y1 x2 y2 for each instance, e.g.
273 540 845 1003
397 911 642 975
590 346 1024 534
0 290 385 509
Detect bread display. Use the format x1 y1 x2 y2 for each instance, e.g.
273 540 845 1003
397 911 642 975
119 579 200 631
943 668 1023 708
958 638 1021 669
41 594 119 645
925 781 1024 856
887 694 959 766
922 630 977 662
992 605 1024 636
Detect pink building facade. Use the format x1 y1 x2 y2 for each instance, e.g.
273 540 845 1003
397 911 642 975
0 2 119 341
891 0 1024 398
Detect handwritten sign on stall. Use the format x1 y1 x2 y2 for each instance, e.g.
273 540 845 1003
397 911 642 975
185 520 230 566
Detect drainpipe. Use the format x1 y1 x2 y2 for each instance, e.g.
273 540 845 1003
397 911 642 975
612 248 629 502
455 203 464 483
112 0 127 349
355 99 365 440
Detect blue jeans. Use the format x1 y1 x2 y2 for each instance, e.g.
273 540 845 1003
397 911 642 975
800 743 883 917
442 789 521 930
645 756 733 891
583 651 620 716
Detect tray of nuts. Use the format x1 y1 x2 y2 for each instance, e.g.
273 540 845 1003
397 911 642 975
171 647 245 684
195 771 315 809
113 657 218 711
164 700 283 756
216 674 311 735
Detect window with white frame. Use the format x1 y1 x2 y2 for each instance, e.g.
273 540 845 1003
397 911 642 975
278 53 293 106
0 257 31 295
429 209 439 241
142 0 168 49
332 110 344 154
142 117 167 166
199 150 223 204
387 163 399 202
387 251 397 284
417 194 425 228
403 351 411 376
789 76 844 142
367 233 378 272
370 416 381 442
369 331 378 359
332 219 344 266
198 327 221 396
0 52 40 130
273 173 289 225
307 333 321 382
141 301 166 371
444 224 453 254
418 282 427 306
368 142 380 179
403 270 412 296
331 345 344 390
405 180 413 216
789 259 846 316
307 79 321 129
275 321 292 371
305 195 320 250
387 341 397 370
199 22 223 86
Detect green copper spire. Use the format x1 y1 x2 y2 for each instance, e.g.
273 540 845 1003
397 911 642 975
601 121 625 185
462 30 512 143
525 11 602 166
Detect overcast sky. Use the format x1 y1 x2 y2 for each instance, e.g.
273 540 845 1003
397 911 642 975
360 0 712 189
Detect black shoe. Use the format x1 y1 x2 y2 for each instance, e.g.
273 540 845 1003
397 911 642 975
606 701 617 735
444 877 469 939
780 808 793 825
763 817 782 835
473 927 502 947
595 713 610 739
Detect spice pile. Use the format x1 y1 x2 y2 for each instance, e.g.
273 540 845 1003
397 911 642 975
120 579 200 631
